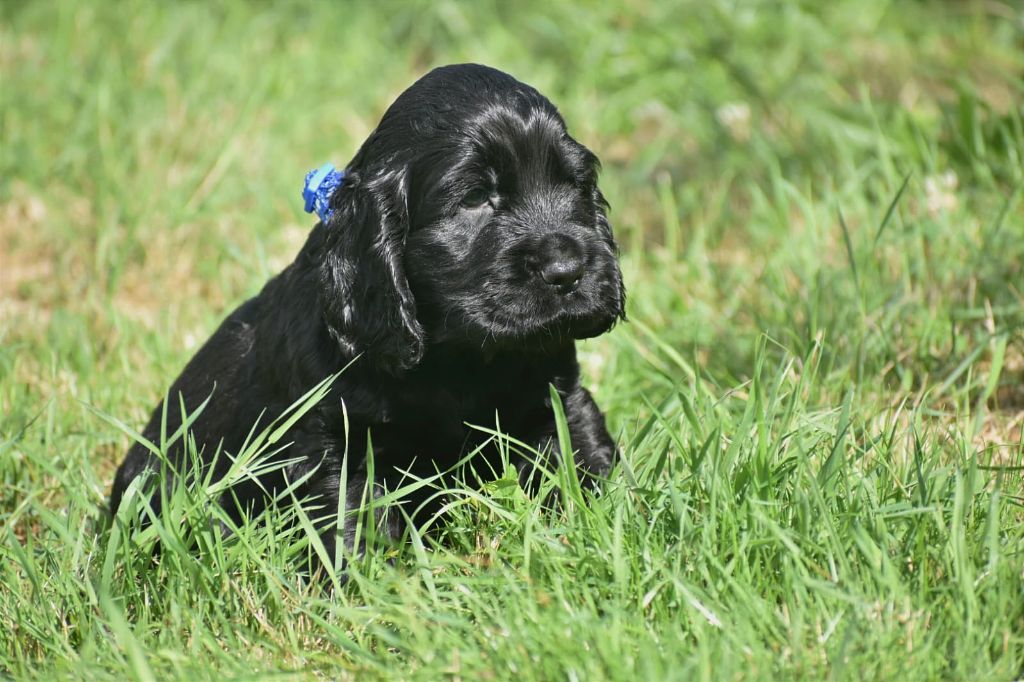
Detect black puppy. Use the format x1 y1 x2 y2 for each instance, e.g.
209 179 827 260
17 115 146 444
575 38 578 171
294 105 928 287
111 63 625 564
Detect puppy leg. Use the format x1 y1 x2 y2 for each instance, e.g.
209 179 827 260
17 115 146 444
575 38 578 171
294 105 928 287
560 385 617 485
517 384 616 492
299 456 403 578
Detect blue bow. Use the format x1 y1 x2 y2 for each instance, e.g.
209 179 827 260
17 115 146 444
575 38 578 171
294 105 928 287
302 162 345 223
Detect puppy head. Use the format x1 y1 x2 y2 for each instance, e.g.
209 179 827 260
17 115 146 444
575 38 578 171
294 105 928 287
318 64 625 371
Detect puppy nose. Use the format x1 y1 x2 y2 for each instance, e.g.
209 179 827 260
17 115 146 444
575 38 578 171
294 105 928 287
537 234 586 289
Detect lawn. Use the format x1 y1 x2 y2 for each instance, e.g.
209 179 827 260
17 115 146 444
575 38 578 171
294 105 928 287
2 1 1023 679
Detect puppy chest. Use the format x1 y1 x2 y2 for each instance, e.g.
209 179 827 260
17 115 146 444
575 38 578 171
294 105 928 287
373 385 549 458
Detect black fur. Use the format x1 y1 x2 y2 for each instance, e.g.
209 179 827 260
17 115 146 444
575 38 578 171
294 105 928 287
111 63 625 565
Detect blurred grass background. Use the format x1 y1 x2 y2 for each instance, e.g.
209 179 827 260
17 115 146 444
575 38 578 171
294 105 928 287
2 1 1023 679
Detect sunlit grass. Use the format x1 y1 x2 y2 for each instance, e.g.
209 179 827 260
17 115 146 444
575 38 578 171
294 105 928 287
2 0 1023 679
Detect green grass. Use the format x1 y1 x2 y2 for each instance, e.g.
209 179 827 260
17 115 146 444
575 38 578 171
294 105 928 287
2 0 1023 679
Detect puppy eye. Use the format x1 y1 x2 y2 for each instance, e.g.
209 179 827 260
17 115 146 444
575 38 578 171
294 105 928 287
461 186 494 209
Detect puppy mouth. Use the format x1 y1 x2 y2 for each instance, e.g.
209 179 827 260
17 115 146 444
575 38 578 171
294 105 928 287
485 308 613 343
407 233 623 351
433 277 621 350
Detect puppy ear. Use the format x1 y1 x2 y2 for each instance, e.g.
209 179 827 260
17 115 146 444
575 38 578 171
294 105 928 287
594 186 627 321
317 167 424 372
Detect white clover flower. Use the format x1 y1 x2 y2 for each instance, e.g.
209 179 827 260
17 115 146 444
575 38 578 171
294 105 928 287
716 102 751 142
924 170 958 217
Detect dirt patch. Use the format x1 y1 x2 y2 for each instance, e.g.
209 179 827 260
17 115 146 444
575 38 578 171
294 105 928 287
0 183 55 325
